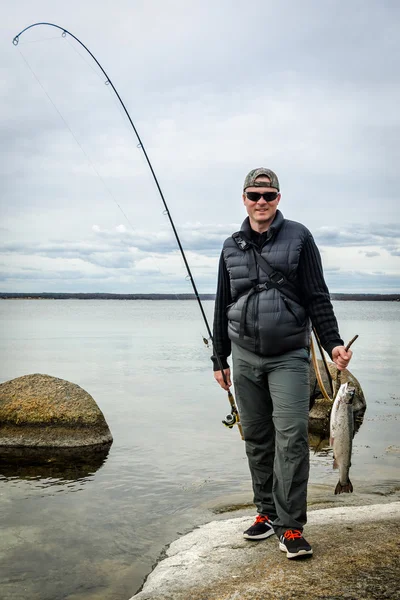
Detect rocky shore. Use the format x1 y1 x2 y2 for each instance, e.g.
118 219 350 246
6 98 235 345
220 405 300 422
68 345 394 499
131 498 400 600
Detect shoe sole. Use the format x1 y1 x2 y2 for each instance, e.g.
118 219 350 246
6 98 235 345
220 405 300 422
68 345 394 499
243 529 275 540
279 542 313 558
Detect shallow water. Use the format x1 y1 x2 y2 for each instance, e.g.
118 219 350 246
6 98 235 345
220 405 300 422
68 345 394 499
0 300 399 600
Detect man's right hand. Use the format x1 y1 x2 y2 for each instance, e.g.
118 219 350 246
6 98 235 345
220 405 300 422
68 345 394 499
214 368 232 390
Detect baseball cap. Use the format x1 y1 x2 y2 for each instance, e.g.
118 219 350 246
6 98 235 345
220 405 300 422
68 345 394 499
243 168 280 191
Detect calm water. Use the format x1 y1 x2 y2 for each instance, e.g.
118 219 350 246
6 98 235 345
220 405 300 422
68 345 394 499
0 300 399 600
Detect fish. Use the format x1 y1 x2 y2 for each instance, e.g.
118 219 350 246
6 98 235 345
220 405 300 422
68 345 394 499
329 382 356 494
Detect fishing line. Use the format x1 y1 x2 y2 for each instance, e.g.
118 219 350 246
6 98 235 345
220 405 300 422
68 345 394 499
13 22 243 438
61 35 191 301
14 35 63 45
17 46 136 230
17 45 183 297
65 37 106 84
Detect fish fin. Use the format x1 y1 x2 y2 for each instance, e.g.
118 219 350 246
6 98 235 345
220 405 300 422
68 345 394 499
333 458 338 469
334 479 353 495
329 436 334 446
313 436 325 454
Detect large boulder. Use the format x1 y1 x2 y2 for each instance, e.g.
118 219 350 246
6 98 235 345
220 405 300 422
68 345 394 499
308 359 366 440
0 374 113 456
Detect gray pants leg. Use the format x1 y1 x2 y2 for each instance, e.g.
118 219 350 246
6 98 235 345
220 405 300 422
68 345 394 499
232 343 310 538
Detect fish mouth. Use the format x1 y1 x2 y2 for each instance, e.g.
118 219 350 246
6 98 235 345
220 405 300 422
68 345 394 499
347 385 356 404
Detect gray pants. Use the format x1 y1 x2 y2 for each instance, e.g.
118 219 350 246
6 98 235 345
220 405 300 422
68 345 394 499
232 343 310 538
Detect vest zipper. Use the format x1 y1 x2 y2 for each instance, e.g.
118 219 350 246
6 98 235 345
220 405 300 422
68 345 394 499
254 293 259 353
254 247 262 353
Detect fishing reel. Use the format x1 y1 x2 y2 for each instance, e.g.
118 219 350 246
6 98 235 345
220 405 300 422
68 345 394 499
222 410 238 429
222 393 244 439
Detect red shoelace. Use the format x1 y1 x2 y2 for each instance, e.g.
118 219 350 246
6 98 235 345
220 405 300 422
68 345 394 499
283 529 303 540
254 515 270 524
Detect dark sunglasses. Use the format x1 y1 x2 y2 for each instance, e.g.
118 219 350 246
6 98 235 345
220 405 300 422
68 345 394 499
245 192 278 202
245 191 279 202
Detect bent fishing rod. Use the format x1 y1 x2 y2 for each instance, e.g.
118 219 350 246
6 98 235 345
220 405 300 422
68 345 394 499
13 22 243 439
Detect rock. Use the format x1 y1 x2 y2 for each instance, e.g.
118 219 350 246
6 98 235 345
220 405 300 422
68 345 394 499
0 374 113 455
130 502 400 600
308 360 366 438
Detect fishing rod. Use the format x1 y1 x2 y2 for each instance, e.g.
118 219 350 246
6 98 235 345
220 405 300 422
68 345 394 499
12 22 243 439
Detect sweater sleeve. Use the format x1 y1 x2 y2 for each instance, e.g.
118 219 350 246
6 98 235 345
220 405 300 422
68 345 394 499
297 233 344 358
211 252 232 371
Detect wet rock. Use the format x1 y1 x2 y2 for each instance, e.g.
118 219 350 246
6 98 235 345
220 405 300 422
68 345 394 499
0 374 113 456
309 360 366 437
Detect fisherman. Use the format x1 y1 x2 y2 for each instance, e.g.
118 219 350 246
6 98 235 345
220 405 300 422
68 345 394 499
212 168 352 559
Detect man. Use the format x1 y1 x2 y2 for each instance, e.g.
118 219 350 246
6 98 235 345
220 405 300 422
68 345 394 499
212 168 352 559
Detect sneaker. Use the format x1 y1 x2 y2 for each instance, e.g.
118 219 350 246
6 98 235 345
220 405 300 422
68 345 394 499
279 529 313 559
243 515 274 540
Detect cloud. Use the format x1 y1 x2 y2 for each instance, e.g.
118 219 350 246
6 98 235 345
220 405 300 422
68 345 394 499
0 1 399 293
1 218 399 294
314 224 400 253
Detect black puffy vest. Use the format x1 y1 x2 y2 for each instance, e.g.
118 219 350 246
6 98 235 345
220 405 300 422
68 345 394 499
222 210 311 356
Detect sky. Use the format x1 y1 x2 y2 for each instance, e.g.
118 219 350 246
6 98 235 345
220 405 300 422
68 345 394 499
1 0 399 294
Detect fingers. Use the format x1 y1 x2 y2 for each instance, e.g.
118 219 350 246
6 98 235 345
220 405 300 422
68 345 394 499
214 368 232 390
225 370 232 388
335 361 347 371
216 376 230 391
333 347 353 371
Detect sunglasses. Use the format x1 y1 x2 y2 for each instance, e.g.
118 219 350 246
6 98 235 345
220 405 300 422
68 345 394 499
245 191 279 202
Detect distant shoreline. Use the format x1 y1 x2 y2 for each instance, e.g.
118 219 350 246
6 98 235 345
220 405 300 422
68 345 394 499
1 292 399 301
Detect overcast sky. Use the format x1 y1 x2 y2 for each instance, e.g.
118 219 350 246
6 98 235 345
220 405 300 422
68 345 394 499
1 1 399 294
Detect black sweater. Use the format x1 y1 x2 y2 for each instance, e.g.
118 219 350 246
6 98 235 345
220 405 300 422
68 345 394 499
212 225 344 371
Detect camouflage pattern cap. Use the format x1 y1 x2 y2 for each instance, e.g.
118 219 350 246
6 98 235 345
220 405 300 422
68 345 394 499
243 168 280 191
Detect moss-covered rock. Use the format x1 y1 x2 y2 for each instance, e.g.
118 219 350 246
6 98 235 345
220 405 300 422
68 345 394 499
0 374 113 451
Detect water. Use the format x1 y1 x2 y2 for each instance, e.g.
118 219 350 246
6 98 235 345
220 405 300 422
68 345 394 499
0 300 399 600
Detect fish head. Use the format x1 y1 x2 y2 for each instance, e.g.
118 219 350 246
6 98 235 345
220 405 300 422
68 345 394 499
343 384 356 404
335 382 356 405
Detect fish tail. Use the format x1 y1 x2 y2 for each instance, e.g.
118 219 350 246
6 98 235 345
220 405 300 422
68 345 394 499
334 479 353 495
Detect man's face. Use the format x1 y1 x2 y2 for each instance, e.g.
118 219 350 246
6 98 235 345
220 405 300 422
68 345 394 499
242 177 281 230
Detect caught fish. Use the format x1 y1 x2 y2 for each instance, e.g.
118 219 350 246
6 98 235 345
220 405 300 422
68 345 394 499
330 382 356 494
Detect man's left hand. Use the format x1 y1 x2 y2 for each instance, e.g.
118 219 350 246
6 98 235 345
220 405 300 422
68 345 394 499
332 346 353 371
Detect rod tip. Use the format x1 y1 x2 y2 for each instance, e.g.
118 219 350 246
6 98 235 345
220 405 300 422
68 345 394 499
12 36 19 46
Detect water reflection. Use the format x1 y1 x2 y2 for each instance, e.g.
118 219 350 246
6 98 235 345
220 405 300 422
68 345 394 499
0 443 112 487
